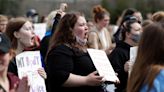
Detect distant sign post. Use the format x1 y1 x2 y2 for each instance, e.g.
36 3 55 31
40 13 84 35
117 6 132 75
16 51 46 92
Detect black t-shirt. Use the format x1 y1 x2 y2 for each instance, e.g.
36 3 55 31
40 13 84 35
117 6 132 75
46 44 102 92
108 41 131 92
8 58 18 76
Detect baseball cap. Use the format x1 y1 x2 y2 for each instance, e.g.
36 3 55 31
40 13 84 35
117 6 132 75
0 33 11 54
26 9 38 17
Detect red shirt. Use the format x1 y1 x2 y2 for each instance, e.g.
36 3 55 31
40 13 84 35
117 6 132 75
0 73 20 92
8 72 20 92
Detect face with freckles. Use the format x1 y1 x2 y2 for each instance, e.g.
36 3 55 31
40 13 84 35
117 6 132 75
73 16 88 45
14 21 35 49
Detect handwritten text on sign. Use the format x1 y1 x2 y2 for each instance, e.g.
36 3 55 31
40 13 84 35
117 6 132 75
16 51 46 92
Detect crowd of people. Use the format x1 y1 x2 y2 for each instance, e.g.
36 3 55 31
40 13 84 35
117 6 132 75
0 2 164 92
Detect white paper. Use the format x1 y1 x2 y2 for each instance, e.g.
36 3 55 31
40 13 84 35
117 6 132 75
129 46 138 75
16 51 46 92
87 49 119 82
130 46 138 63
34 23 47 40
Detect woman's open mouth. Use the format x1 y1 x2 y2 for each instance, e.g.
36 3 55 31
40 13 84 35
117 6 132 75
84 32 88 39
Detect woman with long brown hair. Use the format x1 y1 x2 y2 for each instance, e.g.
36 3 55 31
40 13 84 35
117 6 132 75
127 22 164 92
46 12 105 92
6 17 46 78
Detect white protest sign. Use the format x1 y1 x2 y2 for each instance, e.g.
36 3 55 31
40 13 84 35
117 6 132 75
34 23 47 40
87 49 119 82
16 51 46 92
129 46 138 75
130 46 138 63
